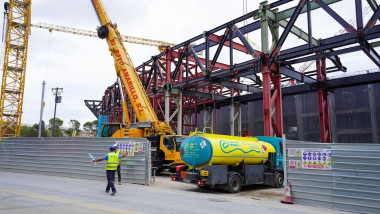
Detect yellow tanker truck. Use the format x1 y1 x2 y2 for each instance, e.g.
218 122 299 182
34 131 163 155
171 131 284 193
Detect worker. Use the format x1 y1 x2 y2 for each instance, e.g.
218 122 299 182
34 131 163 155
114 143 122 185
93 145 126 196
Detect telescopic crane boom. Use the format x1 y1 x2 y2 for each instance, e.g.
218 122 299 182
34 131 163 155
90 0 172 137
90 0 186 171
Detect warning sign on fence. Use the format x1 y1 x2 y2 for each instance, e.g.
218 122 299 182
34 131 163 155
301 148 331 170
289 148 331 170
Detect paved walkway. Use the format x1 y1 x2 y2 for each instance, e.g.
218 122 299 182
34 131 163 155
0 171 350 214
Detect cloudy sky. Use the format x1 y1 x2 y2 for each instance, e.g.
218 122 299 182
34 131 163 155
1 0 378 129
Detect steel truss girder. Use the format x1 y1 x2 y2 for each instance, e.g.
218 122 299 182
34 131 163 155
224 72 380 105
91 0 380 140
84 100 102 118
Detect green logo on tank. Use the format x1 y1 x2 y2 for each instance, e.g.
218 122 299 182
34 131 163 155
220 140 260 154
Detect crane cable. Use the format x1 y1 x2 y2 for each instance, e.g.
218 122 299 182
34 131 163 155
44 30 52 82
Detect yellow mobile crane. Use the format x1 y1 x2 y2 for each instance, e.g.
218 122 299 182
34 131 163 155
90 0 185 170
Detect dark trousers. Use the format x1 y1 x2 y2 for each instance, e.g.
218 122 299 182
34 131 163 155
106 170 116 192
113 165 121 182
117 165 121 182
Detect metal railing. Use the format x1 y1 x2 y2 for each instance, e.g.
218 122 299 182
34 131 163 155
0 137 151 185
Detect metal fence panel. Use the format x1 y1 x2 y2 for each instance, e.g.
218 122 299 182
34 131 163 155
0 137 151 186
331 144 380 214
284 140 333 208
284 138 380 214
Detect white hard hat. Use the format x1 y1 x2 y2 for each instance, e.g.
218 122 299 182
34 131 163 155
113 143 117 147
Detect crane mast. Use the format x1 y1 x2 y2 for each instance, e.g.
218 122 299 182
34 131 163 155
0 0 32 137
90 0 172 136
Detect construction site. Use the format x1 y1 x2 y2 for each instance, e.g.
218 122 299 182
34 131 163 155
1 0 380 213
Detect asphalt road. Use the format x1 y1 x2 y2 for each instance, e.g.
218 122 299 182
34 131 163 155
0 171 351 214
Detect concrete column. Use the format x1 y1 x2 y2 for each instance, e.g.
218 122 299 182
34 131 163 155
237 103 241 136
368 84 379 144
165 89 170 123
328 92 338 143
203 105 207 129
177 91 183 135
295 95 305 141
230 100 235 136
211 108 214 131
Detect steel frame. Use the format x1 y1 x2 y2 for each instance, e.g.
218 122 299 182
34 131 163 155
86 0 380 140
0 0 32 137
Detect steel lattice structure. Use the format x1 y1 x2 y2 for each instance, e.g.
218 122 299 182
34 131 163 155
0 0 32 137
86 0 380 142
31 22 176 51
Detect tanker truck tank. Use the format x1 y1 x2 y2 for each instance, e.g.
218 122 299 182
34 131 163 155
179 132 276 169
173 131 284 193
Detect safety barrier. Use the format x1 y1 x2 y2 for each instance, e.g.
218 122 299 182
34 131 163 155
283 138 380 214
0 137 151 185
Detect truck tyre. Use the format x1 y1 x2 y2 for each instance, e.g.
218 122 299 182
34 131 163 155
273 172 284 188
227 174 242 193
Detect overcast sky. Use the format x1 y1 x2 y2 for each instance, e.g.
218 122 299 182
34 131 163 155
1 0 378 129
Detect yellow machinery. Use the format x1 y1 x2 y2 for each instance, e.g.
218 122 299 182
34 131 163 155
0 0 32 137
90 0 185 169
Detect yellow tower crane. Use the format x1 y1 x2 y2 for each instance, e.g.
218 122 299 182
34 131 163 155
0 0 32 137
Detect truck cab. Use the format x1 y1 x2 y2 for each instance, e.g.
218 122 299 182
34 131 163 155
100 123 126 137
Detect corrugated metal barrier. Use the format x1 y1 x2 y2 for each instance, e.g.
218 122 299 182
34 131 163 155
0 137 151 185
284 138 380 214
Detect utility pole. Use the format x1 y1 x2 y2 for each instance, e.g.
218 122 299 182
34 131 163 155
38 81 46 138
51 87 63 137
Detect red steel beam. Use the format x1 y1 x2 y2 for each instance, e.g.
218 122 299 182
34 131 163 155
316 55 331 143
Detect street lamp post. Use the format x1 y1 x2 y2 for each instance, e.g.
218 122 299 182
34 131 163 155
38 81 46 138
51 87 63 137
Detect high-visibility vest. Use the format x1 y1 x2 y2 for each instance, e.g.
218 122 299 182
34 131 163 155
106 152 119 170
116 150 121 165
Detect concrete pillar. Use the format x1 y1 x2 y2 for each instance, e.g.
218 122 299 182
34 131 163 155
177 91 183 135
368 84 379 144
328 92 338 143
237 103 241 136
295 95 305 141
230 101 235 136
165 89 170 123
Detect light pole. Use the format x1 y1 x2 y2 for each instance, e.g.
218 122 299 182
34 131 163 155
38 81 46 138
51 87 63 137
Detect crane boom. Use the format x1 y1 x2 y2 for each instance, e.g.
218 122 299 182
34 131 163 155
90 0 172 135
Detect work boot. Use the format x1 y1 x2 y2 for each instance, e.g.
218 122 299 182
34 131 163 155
105 189 110 193
118 181 121 185
111 190 117 196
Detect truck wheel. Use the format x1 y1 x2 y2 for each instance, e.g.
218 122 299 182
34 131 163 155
227 174 241 193
274 172 284 188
